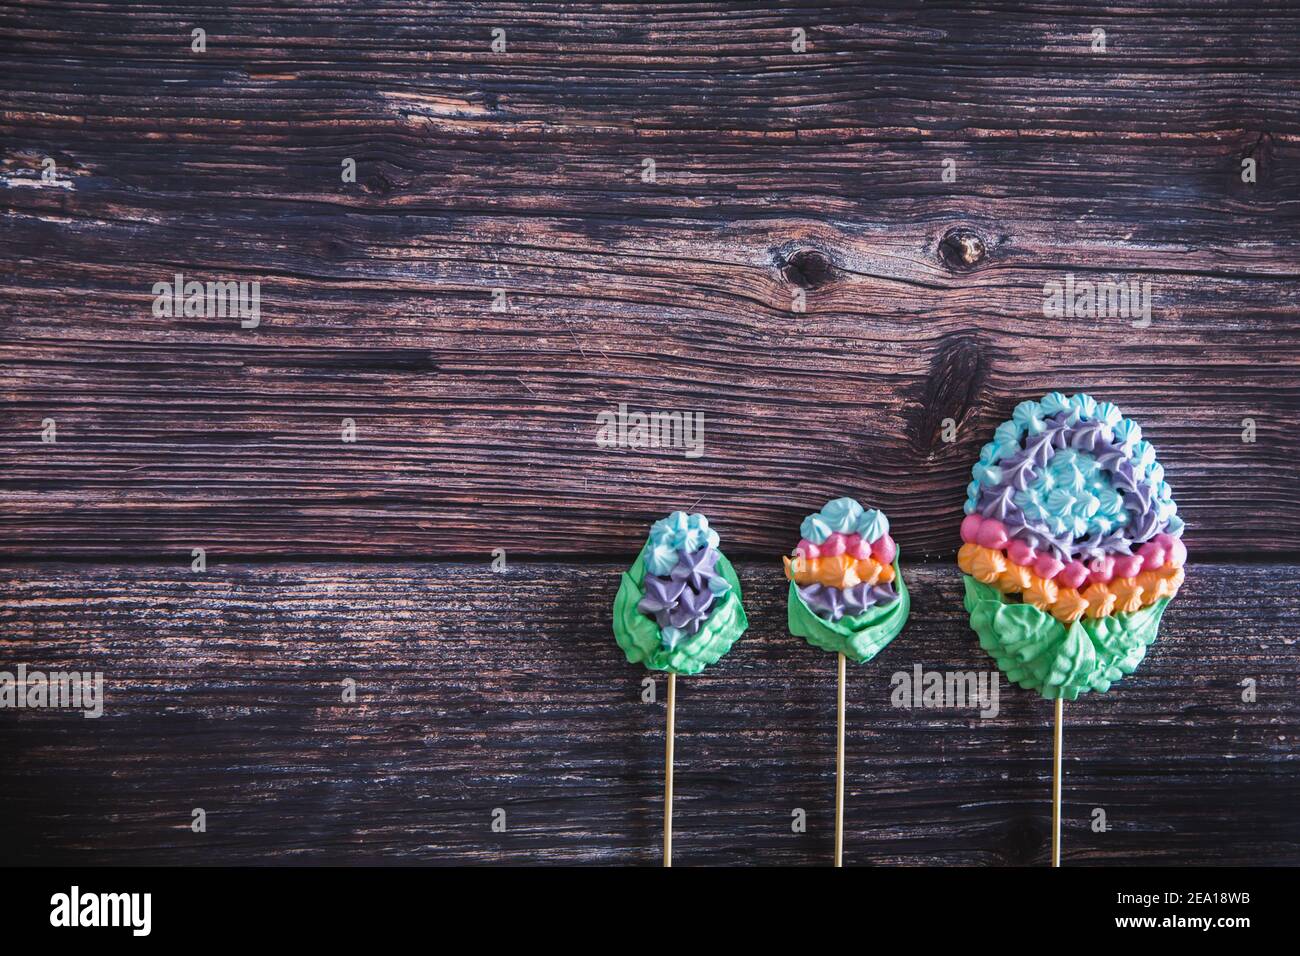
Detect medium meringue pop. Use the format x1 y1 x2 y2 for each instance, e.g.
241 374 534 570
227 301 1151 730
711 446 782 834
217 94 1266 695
785 498 910 663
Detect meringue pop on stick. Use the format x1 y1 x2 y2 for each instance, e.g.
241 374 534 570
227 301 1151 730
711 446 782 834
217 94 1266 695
613 511 749 866
783 497 910 866
957 392 1187 865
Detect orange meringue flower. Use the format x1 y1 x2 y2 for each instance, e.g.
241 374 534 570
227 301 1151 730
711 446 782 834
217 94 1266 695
873 559 894 584
823 555 861 588
1084 583 1117 619
1161 565 1185 596
851 557 880 586
1050 588 1089 623
1110 578 1145 614
970 546 1007 585
1135 570 1168 602
1023 576 1059 610
998 562 1034 593
957 542 983 576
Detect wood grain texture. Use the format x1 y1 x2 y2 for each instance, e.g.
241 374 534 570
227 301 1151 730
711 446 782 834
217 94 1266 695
0 1 1297 868
0 560 1295 866
3 2 1299 559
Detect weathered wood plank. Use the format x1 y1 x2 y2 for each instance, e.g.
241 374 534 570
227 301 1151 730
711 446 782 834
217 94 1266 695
3 4 1300 559
5 3 1300 132
2 306 1295 558
0 560 1294 865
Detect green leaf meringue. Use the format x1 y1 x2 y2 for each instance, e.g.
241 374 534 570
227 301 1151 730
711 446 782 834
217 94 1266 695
613 548 748 676
962 574 1169 700
787 558 910 664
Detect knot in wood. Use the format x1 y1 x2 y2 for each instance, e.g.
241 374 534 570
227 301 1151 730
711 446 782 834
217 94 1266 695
939 228 986 271
780 247 834 288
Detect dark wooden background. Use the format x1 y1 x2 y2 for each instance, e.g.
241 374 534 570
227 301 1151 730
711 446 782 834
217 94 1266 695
1 1 1297 865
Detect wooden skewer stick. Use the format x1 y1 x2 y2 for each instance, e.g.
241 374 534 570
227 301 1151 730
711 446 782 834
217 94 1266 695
664 672 676 868
834 651 846 867
1052 696 1063 867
